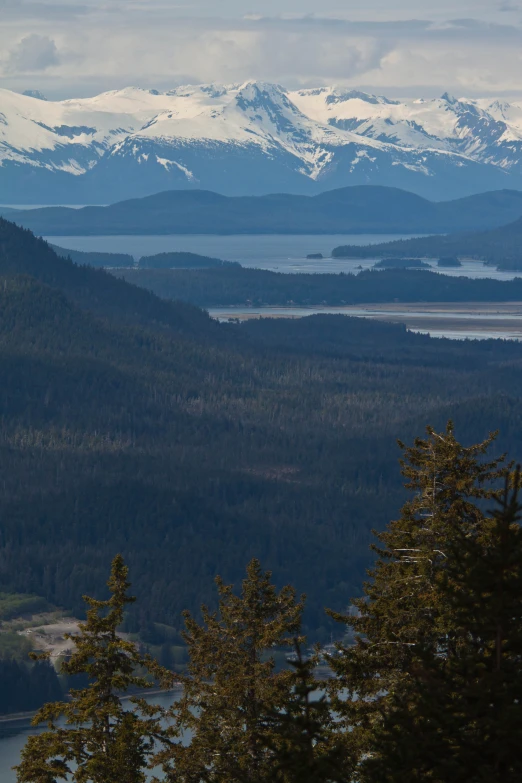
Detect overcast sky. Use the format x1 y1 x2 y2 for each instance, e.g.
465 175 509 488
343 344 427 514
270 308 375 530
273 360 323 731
1 0 522 99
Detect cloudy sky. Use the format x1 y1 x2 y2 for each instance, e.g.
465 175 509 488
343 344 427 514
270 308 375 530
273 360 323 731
1 0 522 99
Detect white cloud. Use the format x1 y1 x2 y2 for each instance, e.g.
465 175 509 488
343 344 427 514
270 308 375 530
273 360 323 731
5 34 60 73
0 3 521 98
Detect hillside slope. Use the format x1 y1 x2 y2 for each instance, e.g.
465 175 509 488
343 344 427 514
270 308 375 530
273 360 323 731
7 186 522 236
0 218 216 335
332 214 522 263
3 219 522 639
50 243 134 268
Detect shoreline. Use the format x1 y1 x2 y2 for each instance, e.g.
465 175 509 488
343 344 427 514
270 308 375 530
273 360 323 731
0 687 181 725
209 302 522 338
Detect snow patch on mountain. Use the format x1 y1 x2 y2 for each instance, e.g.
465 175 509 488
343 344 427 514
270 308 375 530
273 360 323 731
2 82 522 202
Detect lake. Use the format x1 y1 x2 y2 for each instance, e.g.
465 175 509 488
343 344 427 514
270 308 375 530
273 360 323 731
43 234 522 281
0 692 181 783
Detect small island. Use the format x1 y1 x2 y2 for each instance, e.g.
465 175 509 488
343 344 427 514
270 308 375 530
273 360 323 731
437 257 462 268
495 258 522 271
306 253 323 260
373 258 430 269
138 252 240 270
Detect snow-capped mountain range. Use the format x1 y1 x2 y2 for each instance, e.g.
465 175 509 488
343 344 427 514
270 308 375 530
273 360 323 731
3 81 522 204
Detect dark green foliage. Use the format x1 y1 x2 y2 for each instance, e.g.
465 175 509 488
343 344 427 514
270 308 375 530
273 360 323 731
3 218 522 640
155 559 304 783
0 218 217 335
15 556 167 783
138 251 238 269
9 427 522 780
0 591 62 715
433 473 522 780
0 593 49 621
261 642 353 783
0 658 62 715
329 424 512 782
9 186 522 235
0 632 33 662
120 264 522 307
49 244 134 268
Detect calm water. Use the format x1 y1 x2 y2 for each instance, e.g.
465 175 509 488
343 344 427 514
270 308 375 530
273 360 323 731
43 234 522 282
0 692 181 783
43 233 423 271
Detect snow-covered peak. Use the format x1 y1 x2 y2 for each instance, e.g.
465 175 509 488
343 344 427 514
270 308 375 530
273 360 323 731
289 87 522 156
3 82 522 203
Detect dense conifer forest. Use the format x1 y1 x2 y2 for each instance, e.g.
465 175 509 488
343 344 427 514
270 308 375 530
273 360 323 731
15 442 522 782
0 214 522 640
1 217 522 649
49 244 134 269
120 264 522 307
1 216 522 776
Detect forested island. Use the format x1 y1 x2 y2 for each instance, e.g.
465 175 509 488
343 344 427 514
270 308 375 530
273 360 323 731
138 251 239 269
332 212 522 267
372 257 429 269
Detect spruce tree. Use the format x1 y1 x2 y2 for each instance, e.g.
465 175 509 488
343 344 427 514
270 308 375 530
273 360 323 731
328 423 507 780
437 471 522 781
15 555 169 783
155 558 304 783
260 641 353 783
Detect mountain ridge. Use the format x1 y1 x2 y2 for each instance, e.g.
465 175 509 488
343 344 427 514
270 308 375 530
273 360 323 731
7 186 522 236
3 82 522 203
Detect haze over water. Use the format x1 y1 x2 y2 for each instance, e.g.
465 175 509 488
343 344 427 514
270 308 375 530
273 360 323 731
43 234 521 282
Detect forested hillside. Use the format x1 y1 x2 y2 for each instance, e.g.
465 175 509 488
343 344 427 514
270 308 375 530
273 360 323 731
50 244 134 268
332 215 522 265
0 219 217 335
119 265 522 307
1 218 522 640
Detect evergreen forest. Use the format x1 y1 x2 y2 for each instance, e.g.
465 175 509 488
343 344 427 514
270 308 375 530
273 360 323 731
118 264 522 306
13 425 522 782
1 217 522 642
1 217 522 755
